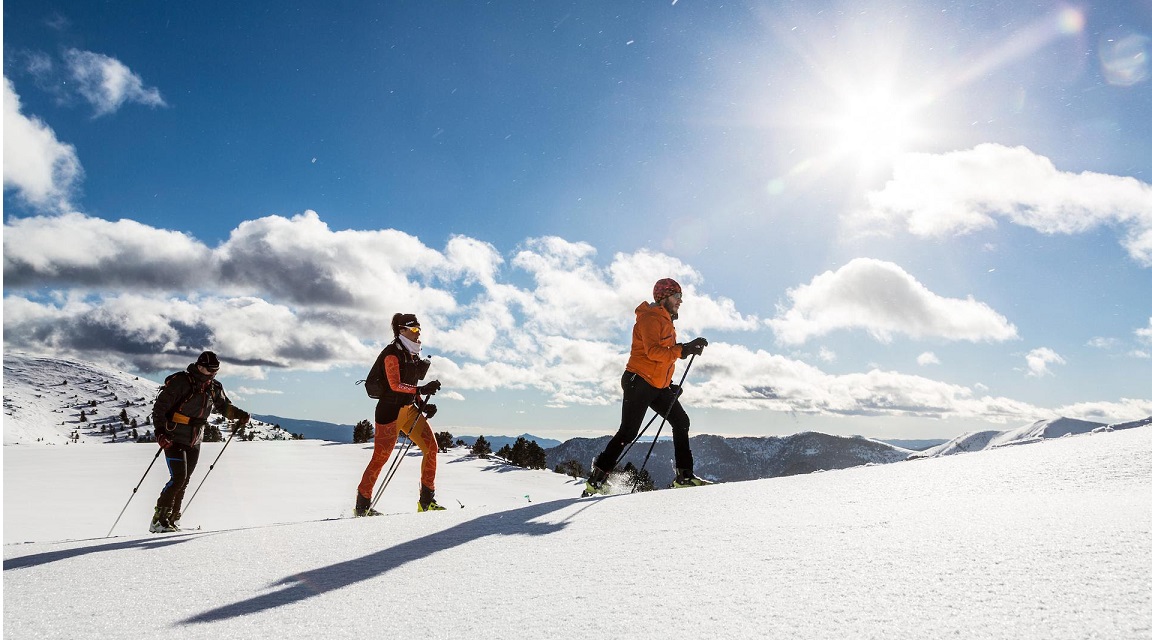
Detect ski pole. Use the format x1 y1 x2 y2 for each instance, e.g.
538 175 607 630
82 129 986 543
631 354 696 493
370 402 426 512
181 428 237 517
106 446 164 537
614 411 662 469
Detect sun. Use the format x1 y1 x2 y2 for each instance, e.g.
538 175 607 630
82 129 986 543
826 89 924 170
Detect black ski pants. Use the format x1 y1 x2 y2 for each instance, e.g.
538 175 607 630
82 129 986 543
594 371 692 474
156 443 200 514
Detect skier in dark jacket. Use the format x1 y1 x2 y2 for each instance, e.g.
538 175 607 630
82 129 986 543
583 278 709 496
356 313 444 515
150 351 250 532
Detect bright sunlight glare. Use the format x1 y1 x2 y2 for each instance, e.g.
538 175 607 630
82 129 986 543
829 91 923 168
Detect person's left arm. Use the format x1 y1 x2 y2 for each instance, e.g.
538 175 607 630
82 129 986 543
211 383 250 431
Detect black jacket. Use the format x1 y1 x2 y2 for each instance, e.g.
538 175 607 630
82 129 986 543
152 365 242 446
372 341 429 424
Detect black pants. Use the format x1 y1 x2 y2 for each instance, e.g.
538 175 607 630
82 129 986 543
594 372 692 473
157 443 200 514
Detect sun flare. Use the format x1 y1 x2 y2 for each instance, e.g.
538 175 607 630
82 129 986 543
828 90 923 168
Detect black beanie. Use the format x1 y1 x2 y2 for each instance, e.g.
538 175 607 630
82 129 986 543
391 313 420 336
196 351 221 372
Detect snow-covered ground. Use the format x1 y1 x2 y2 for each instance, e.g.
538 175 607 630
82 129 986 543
5 426 1151 638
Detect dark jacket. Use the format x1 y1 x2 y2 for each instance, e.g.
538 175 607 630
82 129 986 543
372 341 429 424
153 365 242 446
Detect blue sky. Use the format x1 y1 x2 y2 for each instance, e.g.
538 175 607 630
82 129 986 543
4 0 1151 440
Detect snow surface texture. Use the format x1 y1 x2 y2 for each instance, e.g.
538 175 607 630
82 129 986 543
5 427 1151 638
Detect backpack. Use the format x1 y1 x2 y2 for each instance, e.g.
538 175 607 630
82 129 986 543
361 351 386 399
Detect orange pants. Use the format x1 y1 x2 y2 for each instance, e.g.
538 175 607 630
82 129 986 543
357 405 437 500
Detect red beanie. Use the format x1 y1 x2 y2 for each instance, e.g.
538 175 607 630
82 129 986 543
653 278 682 302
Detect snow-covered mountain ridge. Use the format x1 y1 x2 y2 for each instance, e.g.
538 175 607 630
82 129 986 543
3 351 289 445
911 415 1152 458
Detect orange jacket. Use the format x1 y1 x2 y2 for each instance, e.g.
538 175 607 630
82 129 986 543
625 302 683 389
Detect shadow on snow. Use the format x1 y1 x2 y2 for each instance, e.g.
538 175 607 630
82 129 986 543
182 497 599 625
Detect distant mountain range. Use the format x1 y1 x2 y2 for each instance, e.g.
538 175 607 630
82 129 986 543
252 414 358 442
455 434 563 450
547 432 914 488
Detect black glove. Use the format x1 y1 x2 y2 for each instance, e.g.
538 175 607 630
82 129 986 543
669 383 682 397
422 403 438 419
418 380 441 396
230 408 250 434
157 433 173 450
679 337 708 358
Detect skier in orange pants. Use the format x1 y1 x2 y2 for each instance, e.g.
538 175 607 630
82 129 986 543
356 313 445 514
358 404 440 511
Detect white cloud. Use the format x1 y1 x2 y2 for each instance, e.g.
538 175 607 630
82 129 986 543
917 352 940 366
1054 398 1152 424
853 144 1152 266
767 258 1018 345
4 212 208 287
236 387 285 396
1137 318 1152 345
4 211 1142 424
1086 337 1121 349
2 77 82 212
1024 347 1066 377
63 49 166 116
2 212 759 408
685 343 1043 423
818 347 837 362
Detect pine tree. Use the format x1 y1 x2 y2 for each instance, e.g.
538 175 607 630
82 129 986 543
471 435 492 458
203 423 223 443
119 409 129 424
435 431 455 453
353 420 374 444
555 459 586 480
524 440 547 470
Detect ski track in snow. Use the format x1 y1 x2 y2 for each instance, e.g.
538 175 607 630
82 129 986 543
5 427 1152 639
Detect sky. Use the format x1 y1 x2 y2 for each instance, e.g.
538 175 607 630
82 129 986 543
3 0 1152 441
4 427 1151 638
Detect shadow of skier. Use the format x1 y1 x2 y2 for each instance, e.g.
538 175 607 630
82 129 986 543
182 497 591 624
4 533 204 571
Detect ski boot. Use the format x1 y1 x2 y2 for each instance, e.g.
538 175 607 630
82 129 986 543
417 485 447 512
149 506 179 533
581 464 610 497
671 468 711 489
354 494 382 517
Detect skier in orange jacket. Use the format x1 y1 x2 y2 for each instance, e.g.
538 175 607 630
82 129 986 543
583 278 709 495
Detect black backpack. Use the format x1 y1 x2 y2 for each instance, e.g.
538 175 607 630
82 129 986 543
361 351 386 399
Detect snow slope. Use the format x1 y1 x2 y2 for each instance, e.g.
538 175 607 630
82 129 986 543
5 425 1150 639
3 351 294 445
